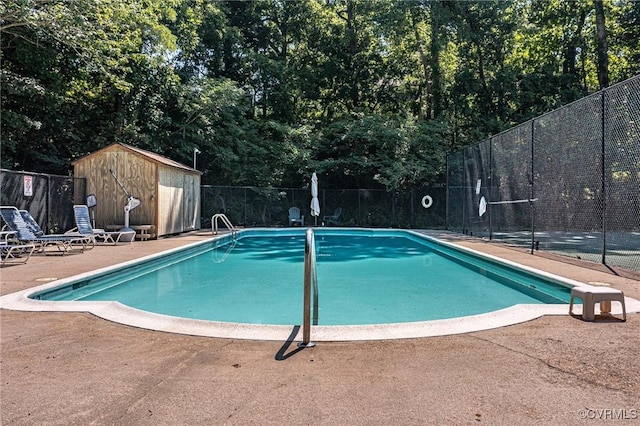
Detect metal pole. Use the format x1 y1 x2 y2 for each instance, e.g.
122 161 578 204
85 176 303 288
193 147 201 170
462 149 467 233
109 169 131 197
358 189 361 226
445 153 449 230
601 91 607 265
410 188 414 229
488 139 493 240
530 120 536 254
46 174 51 234
392 190 396 228
299 228 316 348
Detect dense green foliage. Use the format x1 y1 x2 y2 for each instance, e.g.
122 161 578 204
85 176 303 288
2 0 639 189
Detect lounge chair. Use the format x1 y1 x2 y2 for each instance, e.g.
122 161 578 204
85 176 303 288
323 207 342 225
18 210 48 237
19 209 85 237
0 206 91 254
19 209 95 250
288 207 304 226
1 242 35 266
72 204 135 244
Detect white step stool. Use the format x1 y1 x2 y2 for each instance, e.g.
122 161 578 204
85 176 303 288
569 286 626 321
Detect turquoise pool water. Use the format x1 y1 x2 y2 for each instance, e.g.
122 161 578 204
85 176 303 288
33 229 573 325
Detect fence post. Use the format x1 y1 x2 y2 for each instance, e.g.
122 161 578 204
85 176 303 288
601 90 607 265
445 153 449 230
488 138 493 240
391 190 396 227
462 149 467 233
46 174 51 233
530 120 536 254
410 188 414 229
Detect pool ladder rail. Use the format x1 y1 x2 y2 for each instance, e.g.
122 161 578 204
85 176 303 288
211 213 237 237
299 228 319 348
211 237 237 263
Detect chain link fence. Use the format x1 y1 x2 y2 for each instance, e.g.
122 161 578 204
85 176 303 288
0 168 446 234
201 185 446 229
0 170 86 234
5 76 637 274
447 74 640 273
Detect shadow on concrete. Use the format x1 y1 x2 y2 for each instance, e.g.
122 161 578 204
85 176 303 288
274 325 311 361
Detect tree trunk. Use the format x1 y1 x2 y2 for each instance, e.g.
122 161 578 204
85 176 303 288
409 8 430 117
346 0 359 109
429 1 443 119
563 10 585 78
594 0 609 89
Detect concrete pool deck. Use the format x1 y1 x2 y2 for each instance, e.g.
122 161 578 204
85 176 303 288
2 230 639 424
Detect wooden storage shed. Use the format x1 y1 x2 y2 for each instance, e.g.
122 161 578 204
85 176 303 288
72 143 201 238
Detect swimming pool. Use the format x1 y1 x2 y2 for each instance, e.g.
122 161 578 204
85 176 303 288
31 229 572 325
3 229 634 341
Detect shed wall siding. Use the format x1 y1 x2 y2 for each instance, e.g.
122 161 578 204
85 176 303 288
157 167 201 235
158 166 184 235
74 146 157 228
73 144 200 236
183 173 201 231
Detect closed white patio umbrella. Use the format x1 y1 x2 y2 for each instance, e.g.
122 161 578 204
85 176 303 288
310 172 320 226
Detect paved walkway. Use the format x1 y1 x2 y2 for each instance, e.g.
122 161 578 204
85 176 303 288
1 231 639 424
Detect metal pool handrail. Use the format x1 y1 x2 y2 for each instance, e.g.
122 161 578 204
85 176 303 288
211 213 237 237
299 228 318 348
211 236 237 263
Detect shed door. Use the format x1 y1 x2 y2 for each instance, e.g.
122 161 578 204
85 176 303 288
182 174 200 230
158 169 185 235
157 169 200 235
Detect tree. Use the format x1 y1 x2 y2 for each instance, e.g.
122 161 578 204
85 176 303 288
1 0 181 172
610 0 640 80
594 0 609 89
312 114 446 190
2 0 639 188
